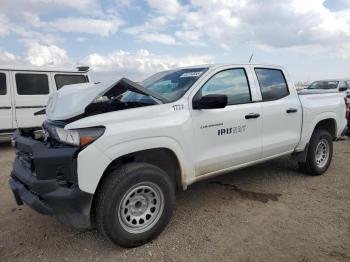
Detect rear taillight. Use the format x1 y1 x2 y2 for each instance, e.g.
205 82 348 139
345 97 350 119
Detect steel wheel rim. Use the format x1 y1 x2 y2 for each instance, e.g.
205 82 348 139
118 182 164 234
315 139 330 168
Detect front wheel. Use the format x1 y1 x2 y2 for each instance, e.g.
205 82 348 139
95 163 175 247
299 129 333 176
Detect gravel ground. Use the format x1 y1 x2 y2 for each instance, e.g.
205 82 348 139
0 139 349 262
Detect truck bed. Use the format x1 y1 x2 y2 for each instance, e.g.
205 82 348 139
296 92 347 151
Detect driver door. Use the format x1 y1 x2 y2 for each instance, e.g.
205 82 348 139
191 67 262 177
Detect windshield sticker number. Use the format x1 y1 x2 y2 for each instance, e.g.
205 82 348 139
180 72 203 78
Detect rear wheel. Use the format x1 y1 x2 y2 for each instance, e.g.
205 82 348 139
95 163 175 247
299 129 333 176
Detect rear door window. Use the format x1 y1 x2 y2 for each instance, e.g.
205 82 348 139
255 68 289 101
0 73 6 95
15 74 49 95
55 74 88 89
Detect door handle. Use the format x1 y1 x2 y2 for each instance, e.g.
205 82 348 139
286 108 298 113
245 113 260 119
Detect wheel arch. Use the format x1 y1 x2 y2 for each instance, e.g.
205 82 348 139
99 147 184 192
295 114 338 155
302 114 338 147
313 118 337 139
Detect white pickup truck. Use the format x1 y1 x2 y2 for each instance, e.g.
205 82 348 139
9 64 348 247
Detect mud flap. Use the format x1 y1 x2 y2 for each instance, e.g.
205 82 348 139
292 143 309 163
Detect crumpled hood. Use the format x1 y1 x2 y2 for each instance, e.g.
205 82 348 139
46 78 167 121
46 81 115 121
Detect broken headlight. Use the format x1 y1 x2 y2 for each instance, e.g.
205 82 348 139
54 127 105 147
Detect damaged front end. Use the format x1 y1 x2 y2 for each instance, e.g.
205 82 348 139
9 77 167 228
9 124 94 228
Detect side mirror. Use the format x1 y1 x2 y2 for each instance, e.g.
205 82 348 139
339 86 347 92
193 94 228 110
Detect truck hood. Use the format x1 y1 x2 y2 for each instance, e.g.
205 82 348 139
46 78 167 121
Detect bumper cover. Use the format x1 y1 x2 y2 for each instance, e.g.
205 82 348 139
9 130 93 229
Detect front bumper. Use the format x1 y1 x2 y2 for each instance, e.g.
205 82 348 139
9 130 93 229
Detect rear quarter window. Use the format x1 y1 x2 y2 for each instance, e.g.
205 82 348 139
16 74 49 95
55 74 88 89
255 68 289 101
0 73 6 95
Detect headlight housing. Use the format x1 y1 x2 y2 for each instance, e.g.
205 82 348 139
53 127 105 147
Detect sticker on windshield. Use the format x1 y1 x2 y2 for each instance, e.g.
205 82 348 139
180 71 204 78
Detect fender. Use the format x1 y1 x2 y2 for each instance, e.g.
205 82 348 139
77 136 194 194
296 112 337 151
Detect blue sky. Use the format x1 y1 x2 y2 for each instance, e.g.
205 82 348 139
0 0 350 83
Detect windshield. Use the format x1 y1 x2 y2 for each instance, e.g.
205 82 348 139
120 68 208 103
307 81 339 90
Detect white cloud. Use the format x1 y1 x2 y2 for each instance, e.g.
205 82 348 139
18 12 123 37
116 0 134 7
139 0 350 57
80 49 213 80
146 0 182 16
26 43 71 66
1 0 100 14
76 37 87 43
124 16 176 45
12 25 62 45
0 14 10 37
0 50 20 65
175 30 204 46
45 16 123 37
0 0 123 45
138 33 177 45
44 0 97 10
124 16 169 35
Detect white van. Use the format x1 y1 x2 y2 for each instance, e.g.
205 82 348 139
0 66 90 136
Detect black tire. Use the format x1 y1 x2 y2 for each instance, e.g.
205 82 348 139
298 129 333 176
95 163 175 248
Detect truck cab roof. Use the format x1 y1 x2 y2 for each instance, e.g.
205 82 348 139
179 63 286 70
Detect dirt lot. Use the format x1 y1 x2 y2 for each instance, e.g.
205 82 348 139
0 140 349 262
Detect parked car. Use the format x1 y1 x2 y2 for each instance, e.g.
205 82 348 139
9 64 348 247
0 65 90 137
299 79 349 94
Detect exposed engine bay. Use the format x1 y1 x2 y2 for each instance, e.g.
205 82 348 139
44 78 168 123
83 78 168 118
